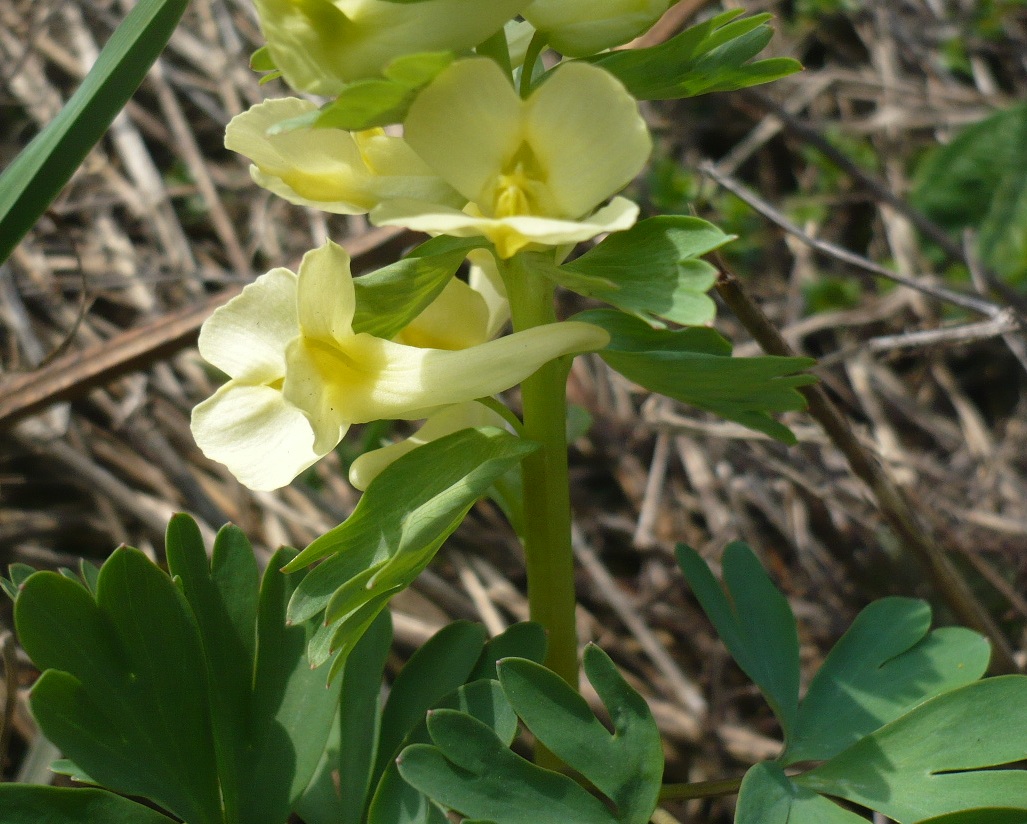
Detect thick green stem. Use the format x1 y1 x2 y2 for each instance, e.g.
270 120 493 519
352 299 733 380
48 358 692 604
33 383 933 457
502 255 579 690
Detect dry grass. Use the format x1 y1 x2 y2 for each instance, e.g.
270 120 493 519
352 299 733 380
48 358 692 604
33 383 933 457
1 1 1026 820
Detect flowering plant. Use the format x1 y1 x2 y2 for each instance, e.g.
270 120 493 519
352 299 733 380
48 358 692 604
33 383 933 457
3 3 1027 824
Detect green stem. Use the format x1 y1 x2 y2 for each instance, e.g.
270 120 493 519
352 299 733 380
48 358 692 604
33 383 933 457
519 31 548 97
501 254 579 690
476 28 512 77
659 776 744 802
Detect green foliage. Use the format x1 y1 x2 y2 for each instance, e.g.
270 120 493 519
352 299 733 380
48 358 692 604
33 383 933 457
679 542 1027 823
796 678 1027 822
1 516 341 824
676 543 800 735
583 11 802 101
288 52 456 131
531 216 733 327
0 786 178 824
578 309 815 442
398 645 663 824
283 427 538 681
911 104 1027 285
352 235 487 339
0 0 189 267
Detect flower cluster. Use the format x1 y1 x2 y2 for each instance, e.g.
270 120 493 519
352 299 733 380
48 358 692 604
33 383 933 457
193 1 667 490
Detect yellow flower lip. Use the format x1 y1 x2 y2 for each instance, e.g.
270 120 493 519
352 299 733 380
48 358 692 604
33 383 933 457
373 58 651 257
190 241 609 490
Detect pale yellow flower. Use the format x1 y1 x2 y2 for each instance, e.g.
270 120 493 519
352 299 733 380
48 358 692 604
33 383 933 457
252 0 530 95
225 98 460 214
372 58 652 258
524 0 673 56
191 241 606 490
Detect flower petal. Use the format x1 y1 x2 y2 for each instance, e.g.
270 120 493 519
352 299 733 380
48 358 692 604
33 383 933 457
307 321 610 423
191 382 324 491
468 249 510 338
296 241 356 345
282 338 354 455
372 197 640 258
348 400 510 490
197 266 298 382
525 62 651 217
393 277 492 350
403 58 524 205
227 98 459 213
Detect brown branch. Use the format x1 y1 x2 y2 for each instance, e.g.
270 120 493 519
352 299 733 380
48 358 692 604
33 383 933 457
0 226 413 430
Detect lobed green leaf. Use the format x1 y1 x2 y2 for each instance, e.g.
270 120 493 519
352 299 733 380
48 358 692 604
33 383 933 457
783 598 990 764
796 676 1027 823
676 543 800 737
580 308 814 443
584 11 802 101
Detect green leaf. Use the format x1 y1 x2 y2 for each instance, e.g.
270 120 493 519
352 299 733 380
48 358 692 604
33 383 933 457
398 710 617 824
165 517 259 821
18 550 222 824
245 547 344 823
468 621 547 682
314 52 454 130
583 11 802 101
675 543 800 739
783 598 990 764
15 516 342 824
0 0 189 266
295 610 393 824
735 763 867 824
579 309 815 443
374 621 490 786
533 217 732 327
0 786 176 823
369 679 518 824
498 645 663 824
796 676 1027 822
352 235 487 340
916 812 1027 824
283 428 538 679
911 104 1027 284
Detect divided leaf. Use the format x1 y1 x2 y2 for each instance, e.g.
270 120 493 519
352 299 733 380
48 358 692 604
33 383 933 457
498 645 663 824
13 516 341 824
398 710 618 824
580 309 814 443
911 103 1027 285
352 236 486 340
796 677 1027 823
783 598 990 764
532 216 732 327
584 11 802 101
676 543 800 737
735 763 868 824
283 427 537 681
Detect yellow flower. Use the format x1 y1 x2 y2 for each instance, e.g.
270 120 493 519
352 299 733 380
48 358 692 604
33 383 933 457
191 241 606 490
524 0 673 56
252 0 530 95
372 58 652 258
225 98 461 214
